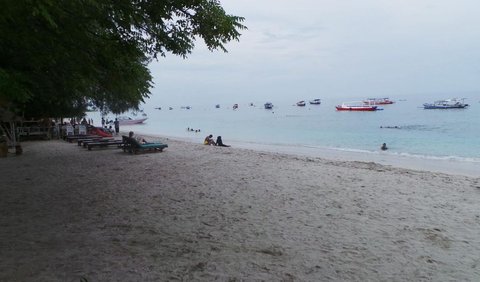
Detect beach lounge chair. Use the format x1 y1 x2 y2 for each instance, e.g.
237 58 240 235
79 137 114 146
87 140 124 150
124 137 168 154
65 134 97 142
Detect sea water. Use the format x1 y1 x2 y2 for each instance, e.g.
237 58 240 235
89 93 480 174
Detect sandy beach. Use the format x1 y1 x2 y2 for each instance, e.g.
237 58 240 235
1 137 480 281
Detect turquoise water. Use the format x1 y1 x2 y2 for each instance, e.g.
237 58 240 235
92 93 480 162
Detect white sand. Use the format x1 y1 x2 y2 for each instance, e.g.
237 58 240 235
1 137 479 281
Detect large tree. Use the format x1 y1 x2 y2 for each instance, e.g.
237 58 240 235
0 0 245 118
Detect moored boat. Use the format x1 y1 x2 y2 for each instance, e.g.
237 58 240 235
363 97 395 105
309 99 321 105
336 102 378 111
296 100 306 107
264 102 273 109
233 103 238 110
423 98 469 109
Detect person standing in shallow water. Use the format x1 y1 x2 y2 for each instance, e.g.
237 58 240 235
114 118 119 135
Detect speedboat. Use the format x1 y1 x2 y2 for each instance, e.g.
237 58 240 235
264 102 273 109
363 97 395 105
336 102 378 111
115 116 148 125
296 101 306 107
423 98 469 109
309 99 321 105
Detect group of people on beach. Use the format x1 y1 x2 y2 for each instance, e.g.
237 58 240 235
101 117 120 135
204 134 230 147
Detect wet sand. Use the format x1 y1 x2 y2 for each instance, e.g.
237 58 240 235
1 138 479 281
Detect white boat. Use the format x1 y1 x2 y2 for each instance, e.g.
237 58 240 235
115 116 148 125
336 101 378 111
296 101 306 107
309 99 321 105
363 97 395 105
423 98 469 109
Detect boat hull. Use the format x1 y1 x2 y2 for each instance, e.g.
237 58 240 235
336 106 377 111
118 118 148 125
423 105 468 109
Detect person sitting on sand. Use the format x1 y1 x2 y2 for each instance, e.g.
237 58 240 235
381 143 388 150
204 134 216 146
216 136 230 147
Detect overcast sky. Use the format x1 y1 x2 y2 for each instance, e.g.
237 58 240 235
147 0 480 106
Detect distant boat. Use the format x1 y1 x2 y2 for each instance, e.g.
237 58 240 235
336 102 378 111
169 107 173 110
423 98 469 109
309 99 321 105
264 102 273 109
215 104 220 108
154 107 161 110
363 97 395 105
233 104 238 110
296 100 306 107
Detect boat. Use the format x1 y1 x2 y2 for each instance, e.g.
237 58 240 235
336 102 378 111
114 116 148 125
309 99 321 105
296 101 306 107
215 104 220 108
363 97 395 105
233 104 238 110
423 98 469 109
264 102 273 109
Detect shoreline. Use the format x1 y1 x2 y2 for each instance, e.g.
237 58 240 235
134 130 480 178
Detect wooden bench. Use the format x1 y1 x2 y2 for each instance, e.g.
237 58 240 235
87 140 124 150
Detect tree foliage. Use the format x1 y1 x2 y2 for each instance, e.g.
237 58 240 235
0 0 245 118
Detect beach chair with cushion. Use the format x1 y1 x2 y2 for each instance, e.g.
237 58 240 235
125 137 168 154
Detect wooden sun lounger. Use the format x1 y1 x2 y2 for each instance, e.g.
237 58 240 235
78 138 114 146
77 137 107 146
87 140 124 150
65 135 98 142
